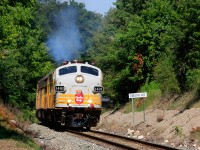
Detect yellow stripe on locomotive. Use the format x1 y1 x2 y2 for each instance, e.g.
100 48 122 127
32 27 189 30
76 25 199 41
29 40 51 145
56 93 102 108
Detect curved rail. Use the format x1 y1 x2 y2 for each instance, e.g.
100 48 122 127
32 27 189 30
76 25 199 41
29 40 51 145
67 129 181 150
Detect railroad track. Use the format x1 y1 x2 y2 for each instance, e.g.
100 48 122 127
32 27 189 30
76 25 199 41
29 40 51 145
67 129 181 150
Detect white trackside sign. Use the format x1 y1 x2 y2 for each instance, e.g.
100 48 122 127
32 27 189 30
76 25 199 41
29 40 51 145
129 92 147 98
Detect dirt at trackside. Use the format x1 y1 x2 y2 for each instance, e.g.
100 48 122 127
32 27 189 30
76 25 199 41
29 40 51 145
94 108 200 149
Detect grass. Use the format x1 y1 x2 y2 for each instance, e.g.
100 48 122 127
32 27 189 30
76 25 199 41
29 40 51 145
120 98 150 114
173 126 183 136
117 81 162 114
120 82 200 116
0 124 41 150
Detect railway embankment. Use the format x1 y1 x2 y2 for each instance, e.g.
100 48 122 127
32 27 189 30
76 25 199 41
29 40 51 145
95 108 200 149
24 107 200 150
0 104 40 150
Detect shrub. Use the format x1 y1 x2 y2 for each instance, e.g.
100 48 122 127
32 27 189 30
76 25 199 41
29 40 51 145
136 80 162 110
18 109 38 123
186 69 200 90
153 53 180 95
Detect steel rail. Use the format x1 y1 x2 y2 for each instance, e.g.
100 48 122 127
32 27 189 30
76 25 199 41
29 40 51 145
67 129 181 150
90 130 181 150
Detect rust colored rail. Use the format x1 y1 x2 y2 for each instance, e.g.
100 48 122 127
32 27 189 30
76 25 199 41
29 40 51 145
67 129 181 150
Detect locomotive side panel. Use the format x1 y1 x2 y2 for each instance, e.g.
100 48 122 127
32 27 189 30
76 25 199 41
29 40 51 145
46 73 55 108
36 71 56 121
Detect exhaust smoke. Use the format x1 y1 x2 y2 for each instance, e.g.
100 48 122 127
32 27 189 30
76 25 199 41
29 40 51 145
47 7 82 63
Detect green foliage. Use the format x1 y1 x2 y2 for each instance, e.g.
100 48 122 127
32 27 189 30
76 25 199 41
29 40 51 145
115 0 146 14
0 0 54 109
0 0 103 111
132 81 162 112
1 0 200 110
154 53 180 94
88 0 184 104
0 55 28 106
45 0 200 106
186 69 200 90
174 0 200 90
20 109 38 123
173 125 183 136
140 80 162 103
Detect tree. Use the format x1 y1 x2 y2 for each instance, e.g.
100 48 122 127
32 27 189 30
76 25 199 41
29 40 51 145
174 0 200 90
112 0 181 103
85 0 183 104
154 53 180 94
0 0 54 108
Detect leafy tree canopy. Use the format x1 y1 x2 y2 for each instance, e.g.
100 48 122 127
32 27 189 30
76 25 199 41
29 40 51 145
86 0 200 104
0 0 54 109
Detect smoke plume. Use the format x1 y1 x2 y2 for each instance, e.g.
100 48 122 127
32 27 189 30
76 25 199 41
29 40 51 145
47 7 82 63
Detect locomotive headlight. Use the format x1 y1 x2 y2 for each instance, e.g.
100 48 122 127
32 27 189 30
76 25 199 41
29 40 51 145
88 100 94 108
88 99 93 104
75 75 84 83
67 99 72 104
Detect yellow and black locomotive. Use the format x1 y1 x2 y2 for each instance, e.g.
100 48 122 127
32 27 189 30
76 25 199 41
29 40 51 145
36 61 103 129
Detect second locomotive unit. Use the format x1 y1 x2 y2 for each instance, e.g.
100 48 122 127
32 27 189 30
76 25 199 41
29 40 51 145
36 61 103 129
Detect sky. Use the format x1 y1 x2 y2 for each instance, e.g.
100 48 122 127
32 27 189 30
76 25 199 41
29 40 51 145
61 0 116 15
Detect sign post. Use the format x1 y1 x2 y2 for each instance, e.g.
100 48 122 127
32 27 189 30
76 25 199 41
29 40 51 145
129 92 147 125
143 98 145 122
131 98 134 125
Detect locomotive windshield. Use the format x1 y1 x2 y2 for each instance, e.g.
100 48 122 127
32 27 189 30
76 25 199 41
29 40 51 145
81 66 98 76
59 66 77 75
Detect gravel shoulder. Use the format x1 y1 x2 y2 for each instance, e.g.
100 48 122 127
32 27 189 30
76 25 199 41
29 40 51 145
27 123 110 150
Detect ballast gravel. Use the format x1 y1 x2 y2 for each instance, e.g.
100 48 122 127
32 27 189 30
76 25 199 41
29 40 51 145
27 123 110 150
